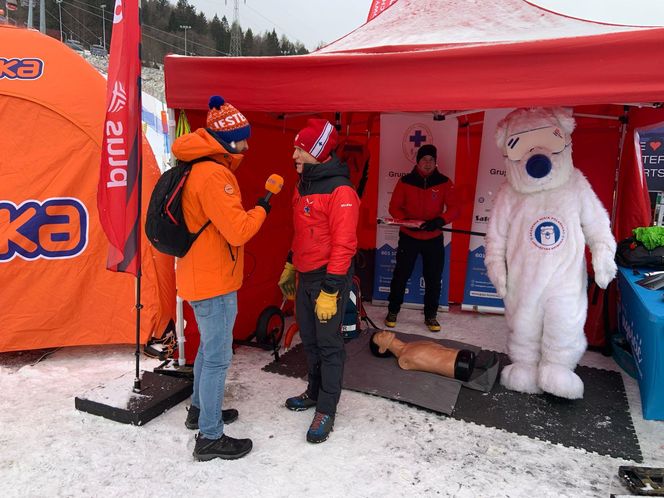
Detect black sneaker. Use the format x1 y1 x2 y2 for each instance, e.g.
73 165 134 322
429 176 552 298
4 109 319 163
193 433 253 461
425 317 441 332
384 312 398 328
285 392 317 411
306 411 334 443
185 405 239 430
143 330 177 359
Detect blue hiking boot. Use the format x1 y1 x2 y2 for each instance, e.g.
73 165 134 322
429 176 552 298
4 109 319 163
306 411 334 443
285 392 317 412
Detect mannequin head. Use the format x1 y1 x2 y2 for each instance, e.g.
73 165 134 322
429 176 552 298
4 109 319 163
370 330 396 358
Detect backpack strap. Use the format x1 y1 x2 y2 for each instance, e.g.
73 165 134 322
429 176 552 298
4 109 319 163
185 156 215 238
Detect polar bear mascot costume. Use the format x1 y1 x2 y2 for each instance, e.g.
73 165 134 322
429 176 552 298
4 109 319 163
485 107 617 399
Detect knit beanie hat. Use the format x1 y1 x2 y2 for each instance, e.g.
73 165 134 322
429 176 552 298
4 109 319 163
294 119 338 162
416 144 438 163
206 95 251 144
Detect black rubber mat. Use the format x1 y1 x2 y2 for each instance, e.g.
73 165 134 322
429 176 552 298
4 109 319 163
453 352 643 462
264 329 499 415
264 333 642 461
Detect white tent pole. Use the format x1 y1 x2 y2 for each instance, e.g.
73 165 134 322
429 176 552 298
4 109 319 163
574 113 621 121
176 296 186 366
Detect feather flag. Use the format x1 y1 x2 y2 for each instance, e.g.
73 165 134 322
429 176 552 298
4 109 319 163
97 0 142 275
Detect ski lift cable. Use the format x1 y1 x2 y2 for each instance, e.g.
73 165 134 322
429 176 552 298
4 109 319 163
243 3 298 41
58 0 229 56
60 4 101 41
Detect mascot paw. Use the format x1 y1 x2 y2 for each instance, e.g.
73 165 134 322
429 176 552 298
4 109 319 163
592 246 618 289
500 363 542 394
487 269 507 298
538 363 584 399
593 258 618 289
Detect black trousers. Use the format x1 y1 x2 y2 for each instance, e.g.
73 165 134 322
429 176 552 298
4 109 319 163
387 232 445 319
296 267 352 417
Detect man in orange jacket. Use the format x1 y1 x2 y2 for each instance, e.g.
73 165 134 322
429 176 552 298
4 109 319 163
174 95 270 462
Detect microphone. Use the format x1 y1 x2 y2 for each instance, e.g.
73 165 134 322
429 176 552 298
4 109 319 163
263 174 284 202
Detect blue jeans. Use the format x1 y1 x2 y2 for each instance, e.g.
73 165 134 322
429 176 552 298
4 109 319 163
190 291 237 439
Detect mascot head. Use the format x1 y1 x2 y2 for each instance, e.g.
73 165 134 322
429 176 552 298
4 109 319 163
495 107 575 194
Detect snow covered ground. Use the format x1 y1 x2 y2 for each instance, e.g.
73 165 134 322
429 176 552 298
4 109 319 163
1 304 662 497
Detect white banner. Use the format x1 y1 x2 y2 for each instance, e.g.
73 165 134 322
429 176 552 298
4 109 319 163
461 109 513 313
373 113 458 310
141 92 171 172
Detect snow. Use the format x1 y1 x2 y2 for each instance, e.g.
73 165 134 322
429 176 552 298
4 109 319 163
1 304 662 497
317 0 651 54
82 54 165 102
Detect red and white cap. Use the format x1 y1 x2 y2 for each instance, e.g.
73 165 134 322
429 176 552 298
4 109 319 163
294 119 338 161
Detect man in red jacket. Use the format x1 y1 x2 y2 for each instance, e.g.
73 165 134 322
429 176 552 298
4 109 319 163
385 144 460 332
277 118 359 444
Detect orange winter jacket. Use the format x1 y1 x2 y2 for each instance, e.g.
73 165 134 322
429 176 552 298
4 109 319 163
171 128 266 301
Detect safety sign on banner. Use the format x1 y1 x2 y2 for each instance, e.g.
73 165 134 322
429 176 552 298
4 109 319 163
461 109 512 313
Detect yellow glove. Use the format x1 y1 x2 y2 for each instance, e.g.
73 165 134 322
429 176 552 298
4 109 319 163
315 290 339 322
278 262 296 299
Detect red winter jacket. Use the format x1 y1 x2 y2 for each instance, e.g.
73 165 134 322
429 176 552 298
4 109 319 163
389 167 460 240
291 154 359 291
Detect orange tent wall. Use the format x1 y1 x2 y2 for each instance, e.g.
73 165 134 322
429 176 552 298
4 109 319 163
0 26 175 351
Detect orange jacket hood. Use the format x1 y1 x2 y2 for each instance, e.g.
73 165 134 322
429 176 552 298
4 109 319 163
172 128 243 172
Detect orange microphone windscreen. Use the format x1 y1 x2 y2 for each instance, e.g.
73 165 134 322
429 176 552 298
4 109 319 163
265 174 284 195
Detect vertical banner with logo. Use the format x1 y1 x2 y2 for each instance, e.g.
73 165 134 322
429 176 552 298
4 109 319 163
373 113 458 310
637 123 664 193
461 109 513 313
97 0 142 275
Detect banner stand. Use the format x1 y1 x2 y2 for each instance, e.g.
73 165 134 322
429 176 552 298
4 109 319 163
373 113 458 312
461 304 505 314
76 0 192 425
74 371 192 426
461 109 512 313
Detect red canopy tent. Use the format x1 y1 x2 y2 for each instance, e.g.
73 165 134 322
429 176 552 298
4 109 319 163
165 0 664 112
163 0 663 339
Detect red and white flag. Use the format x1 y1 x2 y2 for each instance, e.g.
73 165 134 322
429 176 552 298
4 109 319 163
366 0 398 21
97 0 142 275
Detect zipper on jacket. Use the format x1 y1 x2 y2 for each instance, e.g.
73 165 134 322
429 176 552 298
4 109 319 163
227 243 239 275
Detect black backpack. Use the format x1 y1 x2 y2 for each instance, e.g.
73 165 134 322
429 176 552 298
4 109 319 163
615 236 664 269
145 157 211 257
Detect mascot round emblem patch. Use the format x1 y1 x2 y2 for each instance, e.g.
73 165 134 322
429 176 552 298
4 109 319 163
529 216 566 250
224 184 234 195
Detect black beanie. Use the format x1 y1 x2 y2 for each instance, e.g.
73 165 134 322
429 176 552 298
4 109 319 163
416 144 437 163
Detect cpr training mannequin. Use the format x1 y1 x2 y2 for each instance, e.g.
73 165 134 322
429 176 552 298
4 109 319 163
370 330 475 382
485 107 617 399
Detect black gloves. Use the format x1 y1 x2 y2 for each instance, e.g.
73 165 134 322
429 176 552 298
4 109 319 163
419 217 446 231
256 197 271 214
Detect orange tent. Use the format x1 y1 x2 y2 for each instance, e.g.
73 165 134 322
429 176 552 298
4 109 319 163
0 26 175 352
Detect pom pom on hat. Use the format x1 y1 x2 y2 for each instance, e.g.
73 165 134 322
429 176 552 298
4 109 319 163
416 144 437 163
294 119 338 162
206 94 251 144
209 95 225 109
